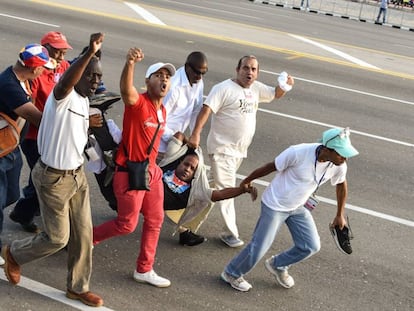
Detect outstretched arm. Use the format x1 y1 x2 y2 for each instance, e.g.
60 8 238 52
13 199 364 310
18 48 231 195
241 161 277 189
211 185 258 202
120 47 144 106
187 104 212 148
54 33 104 100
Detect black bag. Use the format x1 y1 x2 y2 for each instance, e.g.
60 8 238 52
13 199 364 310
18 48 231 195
123 122 161 191
126 158 150 191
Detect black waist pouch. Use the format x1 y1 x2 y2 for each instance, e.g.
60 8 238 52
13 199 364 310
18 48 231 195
126 158 150 191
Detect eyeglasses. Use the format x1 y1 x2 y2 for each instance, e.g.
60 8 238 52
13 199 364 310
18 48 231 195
186 63 208 76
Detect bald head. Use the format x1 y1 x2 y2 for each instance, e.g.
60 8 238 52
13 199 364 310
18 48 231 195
185 51 208 85
186 51 207 65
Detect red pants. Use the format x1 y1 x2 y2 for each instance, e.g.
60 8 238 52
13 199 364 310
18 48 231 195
93 165 164 273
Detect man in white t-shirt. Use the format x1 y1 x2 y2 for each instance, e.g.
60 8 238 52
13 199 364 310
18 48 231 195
157 51 208 162
221 127 359 292
188 55 294 248
2 33 105 307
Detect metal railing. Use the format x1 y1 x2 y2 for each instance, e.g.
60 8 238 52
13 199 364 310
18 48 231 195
251 0 414 30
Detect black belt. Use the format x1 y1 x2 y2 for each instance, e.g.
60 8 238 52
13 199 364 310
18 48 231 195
116 165 128 172
39 160 82 175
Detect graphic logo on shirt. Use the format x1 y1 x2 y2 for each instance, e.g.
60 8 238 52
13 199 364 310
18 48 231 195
144 116 163 130
239 98 256 114
239 88 257 114
163 170 190 193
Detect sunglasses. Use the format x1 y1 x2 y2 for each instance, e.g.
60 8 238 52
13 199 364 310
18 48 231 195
187 63 208 76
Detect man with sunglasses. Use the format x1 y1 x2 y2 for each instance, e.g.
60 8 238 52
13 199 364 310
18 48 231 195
188 55 294 248
221 127 358 292
157 51 208 162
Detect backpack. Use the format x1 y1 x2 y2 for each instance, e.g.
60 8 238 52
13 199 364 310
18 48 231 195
0 112 25 157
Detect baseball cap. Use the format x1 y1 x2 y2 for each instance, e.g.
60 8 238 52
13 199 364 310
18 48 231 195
19 44 56 69
145 62 176 78
41 31 72 49
321 127 359 158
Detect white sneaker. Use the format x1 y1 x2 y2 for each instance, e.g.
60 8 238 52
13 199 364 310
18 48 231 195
265 257 295 289
221 271 252 292
133 270 171 288
219 233 244 248
0 255 5 266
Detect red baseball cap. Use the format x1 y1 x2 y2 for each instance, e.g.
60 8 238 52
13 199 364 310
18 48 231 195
41 31 72 50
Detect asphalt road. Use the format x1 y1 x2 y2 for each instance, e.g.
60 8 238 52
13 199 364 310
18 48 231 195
0 0 413 310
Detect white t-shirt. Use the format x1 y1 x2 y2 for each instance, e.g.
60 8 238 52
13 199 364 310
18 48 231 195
262 143 347 212
38 89 89 170
160 66 204 152
205 79 275 158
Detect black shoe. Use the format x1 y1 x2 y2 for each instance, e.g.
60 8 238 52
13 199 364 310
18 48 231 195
179 230 206 246
329 219 353 255
9 211 40 234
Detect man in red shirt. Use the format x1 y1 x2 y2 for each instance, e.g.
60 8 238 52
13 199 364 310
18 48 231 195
93 48 175 288
9 32 73 233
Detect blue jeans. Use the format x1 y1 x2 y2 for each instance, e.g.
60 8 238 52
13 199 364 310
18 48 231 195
225 201 320 278
0 148 23 250
11 139 40 223
377 8 387 22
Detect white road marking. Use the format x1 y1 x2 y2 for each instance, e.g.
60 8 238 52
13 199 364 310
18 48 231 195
206 163 414 227
289 34 381 70
233 172 414 227
260 71 414 107
1 6 411 309
258 108 414 148
0 270 114 311
124 2 166 25
161 0 260 19
0 13 59 27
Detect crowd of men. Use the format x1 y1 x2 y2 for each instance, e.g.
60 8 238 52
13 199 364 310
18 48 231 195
0 31 357 307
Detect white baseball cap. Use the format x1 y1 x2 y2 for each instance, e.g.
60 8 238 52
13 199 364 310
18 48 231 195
145 62 176 78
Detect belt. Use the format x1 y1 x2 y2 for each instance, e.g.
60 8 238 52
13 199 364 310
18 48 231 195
116 165 128 172
39 160 82 175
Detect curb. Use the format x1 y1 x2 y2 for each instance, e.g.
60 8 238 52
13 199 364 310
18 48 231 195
248 0 414 31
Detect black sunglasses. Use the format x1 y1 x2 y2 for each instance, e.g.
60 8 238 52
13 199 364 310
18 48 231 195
186 63 208 76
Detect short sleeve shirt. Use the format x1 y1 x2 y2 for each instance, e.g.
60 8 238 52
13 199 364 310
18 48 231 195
115 93 166 166
205 79 275 158
38 89 89 169
262 143 347 211
0 66 32 120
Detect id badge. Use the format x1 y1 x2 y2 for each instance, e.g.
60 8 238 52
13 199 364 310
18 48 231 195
304 194 319 212
85 146 100 161
85 135 100 161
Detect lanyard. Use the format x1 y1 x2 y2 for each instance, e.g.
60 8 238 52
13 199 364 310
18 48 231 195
314 145 332 193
